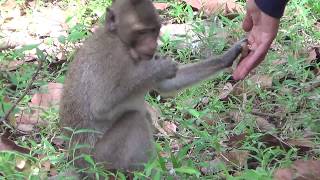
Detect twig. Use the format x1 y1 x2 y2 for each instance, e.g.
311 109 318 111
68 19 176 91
1 59 43 123
251 110 282 119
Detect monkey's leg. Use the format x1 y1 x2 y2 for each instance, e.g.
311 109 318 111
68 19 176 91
155 39 247 93
92 111 155 171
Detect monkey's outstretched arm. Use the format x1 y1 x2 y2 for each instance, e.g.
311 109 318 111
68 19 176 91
155 39 247 93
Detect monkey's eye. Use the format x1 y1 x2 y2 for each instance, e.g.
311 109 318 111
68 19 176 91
136 29 149 35
149 28 157 33
136 28 158 35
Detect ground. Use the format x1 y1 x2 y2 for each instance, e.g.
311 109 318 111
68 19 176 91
0 0 319 179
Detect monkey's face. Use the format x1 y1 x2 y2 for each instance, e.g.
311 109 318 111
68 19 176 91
106 0 161 61
130 27 160 60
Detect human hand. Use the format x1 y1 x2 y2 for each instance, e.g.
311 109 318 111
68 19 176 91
232 0 280 80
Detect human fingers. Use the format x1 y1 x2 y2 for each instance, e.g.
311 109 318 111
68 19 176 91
242 12 253 32
242 0 254 32
232 42 269 80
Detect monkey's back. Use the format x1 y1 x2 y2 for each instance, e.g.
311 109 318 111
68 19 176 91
59 27 133 137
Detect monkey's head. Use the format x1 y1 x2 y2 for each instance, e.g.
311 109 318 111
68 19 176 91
106 0 161 61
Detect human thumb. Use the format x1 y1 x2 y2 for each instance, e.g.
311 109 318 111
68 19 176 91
242 12 253 32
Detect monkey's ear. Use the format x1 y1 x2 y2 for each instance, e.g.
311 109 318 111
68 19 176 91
106 8 116 32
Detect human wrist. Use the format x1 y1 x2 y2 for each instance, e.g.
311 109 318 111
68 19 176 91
255 0 288 19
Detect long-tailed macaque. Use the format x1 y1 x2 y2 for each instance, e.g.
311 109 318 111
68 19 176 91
59 0 247 174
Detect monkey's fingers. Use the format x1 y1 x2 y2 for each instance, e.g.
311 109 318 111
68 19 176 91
240 39 250 60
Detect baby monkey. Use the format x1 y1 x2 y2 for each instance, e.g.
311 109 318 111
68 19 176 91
59 0 247 175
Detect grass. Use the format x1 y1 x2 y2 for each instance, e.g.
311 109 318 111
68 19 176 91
0 0 319 179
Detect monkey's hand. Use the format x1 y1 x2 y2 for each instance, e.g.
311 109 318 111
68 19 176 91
220 38 248 68
154 58 178 80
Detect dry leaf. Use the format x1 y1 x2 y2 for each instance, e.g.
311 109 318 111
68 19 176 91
226 133 247 148
14 109 48 132
1 0 18 10
11 83 62 132
0 131 30 154
229 111 243 123
248 75 273 89
254 115 275 132
52 137 65 148
307 46 320 64
274 160 320 180
0 55 37 71
145 102 168 136
261 134 316 153
220 150 249 168
153 2 169 10
218 82 234 100
182 0 202 10
56 52 67 61
163 121 177 135
260 134 291 150
16 159 27 170
274 168 293 180
171 139 182 151
182 0 244 17
200 159 224 175
286 139 315 152
30 82 63 108
203 0 244 17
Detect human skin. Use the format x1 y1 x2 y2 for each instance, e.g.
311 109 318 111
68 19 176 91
232 0 280 80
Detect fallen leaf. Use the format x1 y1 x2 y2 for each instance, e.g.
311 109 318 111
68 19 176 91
218 82 234 100
273 168 293 180
182 0 244 17
274 160 320 180
286 138 315 152
220 150 249 168
56 51 67 61
16 159 27 170
261 134 315 153
12 83 62 132
153 2 169 10
200 159 224 175
248 75 273 89
163 121 178 135
307 46 320 64
226 133 247 148
254 115 275 132
182 0 202 10
1 96 16 123
42 161 51 172
50 168 58 176
304 75 320 92
1 0 18 10
171 139 182 151
0 130 30 154
13 109 48 132
202 0 244 17
52 136 65 148
145 102 169 136
232 81 247 96
30 82 63 108
0 55 37 71
260 134 291 150
228 111 243 123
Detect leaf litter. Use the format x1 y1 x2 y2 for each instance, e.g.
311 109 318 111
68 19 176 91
0 0 319 178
